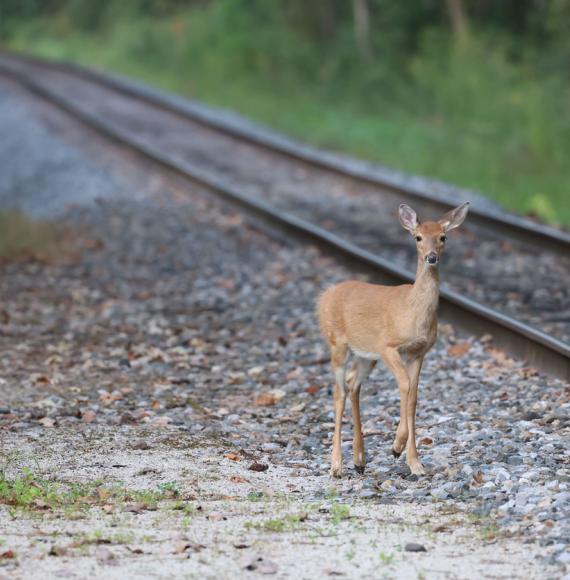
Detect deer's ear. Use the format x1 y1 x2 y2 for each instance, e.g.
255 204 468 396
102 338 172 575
439 202 470 232
399 204 418 234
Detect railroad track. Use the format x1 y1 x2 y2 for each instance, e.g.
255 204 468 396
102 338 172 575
1 53 569 381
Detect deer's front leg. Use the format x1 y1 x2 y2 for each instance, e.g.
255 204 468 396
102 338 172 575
405 356 425 475
381 348 410 458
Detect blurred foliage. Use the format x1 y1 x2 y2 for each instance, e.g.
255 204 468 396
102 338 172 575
0 211 70 261
1 0 570 225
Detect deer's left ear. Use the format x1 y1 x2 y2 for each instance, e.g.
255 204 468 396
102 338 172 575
439 202 470 232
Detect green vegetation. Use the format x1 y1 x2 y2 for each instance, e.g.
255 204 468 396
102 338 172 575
330 502 351 525
0 468 174 516
0 212 68 261
245 512 306 533
2 1 570 225
379 551 395 565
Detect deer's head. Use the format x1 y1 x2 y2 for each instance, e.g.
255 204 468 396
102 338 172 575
399 202 470 267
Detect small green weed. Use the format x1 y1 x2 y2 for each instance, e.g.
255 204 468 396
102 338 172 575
379 551 395 565
245 513 305 533
330 502 351 525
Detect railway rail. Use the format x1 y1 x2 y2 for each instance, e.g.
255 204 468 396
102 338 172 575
0 53 569 381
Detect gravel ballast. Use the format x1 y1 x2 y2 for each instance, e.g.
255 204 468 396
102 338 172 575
4 59 570 344
0 76 568 579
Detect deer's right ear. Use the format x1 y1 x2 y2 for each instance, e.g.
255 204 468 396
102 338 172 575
399 204 418 234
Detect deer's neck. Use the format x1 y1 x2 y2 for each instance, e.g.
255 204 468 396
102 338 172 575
411 257 440 323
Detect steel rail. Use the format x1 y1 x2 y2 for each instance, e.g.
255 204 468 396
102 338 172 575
1 58 568 381
4 51 570 257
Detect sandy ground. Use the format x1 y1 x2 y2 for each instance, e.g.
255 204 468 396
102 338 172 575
0 427 557 580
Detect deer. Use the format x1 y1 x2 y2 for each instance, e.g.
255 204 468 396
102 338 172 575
317 202 469 477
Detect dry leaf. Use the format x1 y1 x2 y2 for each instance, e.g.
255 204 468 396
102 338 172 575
305 385 320 395
447 342 471 357
151 416 171 428
38 417 55 428
419 437 433 446
519 367 538 379
82 410 96 423
225 452 241 462
248 462 269 472
124 502 155 514
230 476 250 484
488 348 514 367
175 541 190 554
254 393 277 407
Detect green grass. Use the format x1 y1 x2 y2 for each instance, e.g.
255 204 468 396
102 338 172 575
245 513 306 533
0 211 69 261
5 8 570 227
0 468 175 516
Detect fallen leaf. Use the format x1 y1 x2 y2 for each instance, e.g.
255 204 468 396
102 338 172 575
82 410 96 423
233 543 250 549
35 375 51 386
248 462 269 472
488 348 514 367
419 437 433 446
124 502 156 514
96 548 117 565
174 541 190 554
305 385 320 395
0 550 15 559
447 342 471 357
254 393 278 407
32 499 51 510
473 472 484 484
225 452 241 462
519 367 538 379
241 553 278 575
48 545 67 557
230 475 250 484
151 415 171 427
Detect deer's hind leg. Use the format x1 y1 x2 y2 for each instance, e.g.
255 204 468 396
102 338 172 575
349 357 376 474
330 342 350 478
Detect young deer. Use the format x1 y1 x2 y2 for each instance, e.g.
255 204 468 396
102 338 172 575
317 202 469 477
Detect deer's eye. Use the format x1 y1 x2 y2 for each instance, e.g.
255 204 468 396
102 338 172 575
415 235 422 242
440 235 447 242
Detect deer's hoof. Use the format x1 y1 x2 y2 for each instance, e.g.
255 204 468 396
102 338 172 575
330 464 343 479
407 459 426 476
391 447 402 459
354 464 366 475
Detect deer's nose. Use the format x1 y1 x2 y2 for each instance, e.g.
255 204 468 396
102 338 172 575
426 252 439 265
